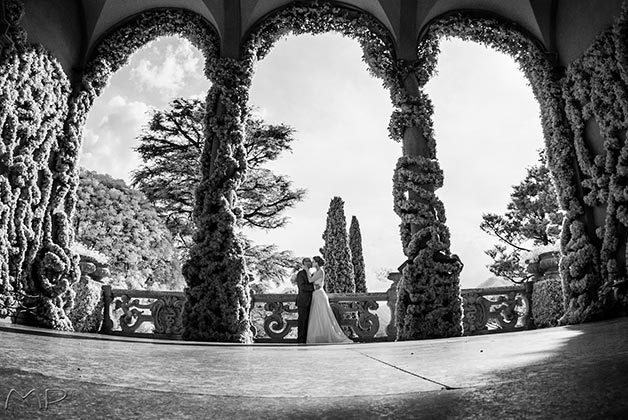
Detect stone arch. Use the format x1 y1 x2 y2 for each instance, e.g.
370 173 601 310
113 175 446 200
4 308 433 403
415 10 601 324
242 1 398 81
65 8 222 224
50 8 221 329
418 10 551 106
181 1 414 342
239 1 469 341
81 8 220 99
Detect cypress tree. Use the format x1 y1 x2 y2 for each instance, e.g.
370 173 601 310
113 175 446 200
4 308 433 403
349 216 367 293
321 197 355 293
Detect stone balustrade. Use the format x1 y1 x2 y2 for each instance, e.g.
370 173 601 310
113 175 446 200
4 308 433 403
250 291 397 342
100 286 186 339
461 284 533 335
99 282 533 341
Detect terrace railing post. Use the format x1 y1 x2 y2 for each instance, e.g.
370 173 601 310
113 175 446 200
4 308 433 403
100 285 113 334
386 276 400 340
525 280 536 329
249 292 258 338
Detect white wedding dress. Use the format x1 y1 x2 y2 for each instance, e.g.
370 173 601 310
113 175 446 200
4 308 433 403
306 268 352 344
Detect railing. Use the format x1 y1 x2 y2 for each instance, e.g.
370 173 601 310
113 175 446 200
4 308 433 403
100 286 186 339
99 282 533 341
250 290 398 343
460 284 533 335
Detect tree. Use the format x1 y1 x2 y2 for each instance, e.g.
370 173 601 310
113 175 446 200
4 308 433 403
131 98 305 289
74 169 185 290
321 197 355 293
349 216 367 293
132 98 305 253
480 150 564 282
238 234 300 291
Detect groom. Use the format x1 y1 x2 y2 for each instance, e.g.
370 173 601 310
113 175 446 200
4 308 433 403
295 257 314 343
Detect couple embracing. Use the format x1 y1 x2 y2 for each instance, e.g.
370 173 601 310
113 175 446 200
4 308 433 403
295 256 352 344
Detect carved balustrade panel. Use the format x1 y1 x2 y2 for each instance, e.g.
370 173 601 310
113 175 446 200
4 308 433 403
114 294 153 333
150 295 185 335
250 292 392 343
101 287 186 338
250 294 299 342
328 293 387 341
461 285 532 335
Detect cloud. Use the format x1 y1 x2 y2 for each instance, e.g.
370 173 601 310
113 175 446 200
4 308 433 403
130 38 202 94
80 96 151 182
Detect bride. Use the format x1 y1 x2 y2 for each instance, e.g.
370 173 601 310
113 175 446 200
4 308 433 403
306 256 352 344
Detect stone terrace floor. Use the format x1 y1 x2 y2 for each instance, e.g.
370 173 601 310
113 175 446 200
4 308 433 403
0 317 627 420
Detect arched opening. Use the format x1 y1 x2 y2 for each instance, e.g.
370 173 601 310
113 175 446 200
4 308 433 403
417 11 593 328
232 2 466 342
424 37 546 288
79 35 209 293
61 9 220 333
244 32 401 293
244 32 401 339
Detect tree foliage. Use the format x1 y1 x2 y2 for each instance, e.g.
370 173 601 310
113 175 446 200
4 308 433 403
74 169 184 290
481 151 564 282
321 197 355 293
239 234 300 292
349 216 367 293
131 98 305 253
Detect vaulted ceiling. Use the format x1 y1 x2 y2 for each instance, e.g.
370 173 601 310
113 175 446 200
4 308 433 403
19 0 626 77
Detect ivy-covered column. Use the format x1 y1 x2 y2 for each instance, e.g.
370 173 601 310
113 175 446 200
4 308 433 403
182 57 253 342
421 13 608 324
391 55 464 340
559 5 628 320
0 0 75 329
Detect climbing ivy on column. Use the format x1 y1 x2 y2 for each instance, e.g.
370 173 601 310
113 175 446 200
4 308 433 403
422 12 613 325
243 1 466 339
54 9 219 330
425 12 618 322
560 4 628 319
390 56 464 340
182 58 253 342
0 0 74 328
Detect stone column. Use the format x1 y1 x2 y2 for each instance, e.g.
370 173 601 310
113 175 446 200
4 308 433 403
557 12 628 322
182 57 253 342
0 0 75 330
392 60 464 340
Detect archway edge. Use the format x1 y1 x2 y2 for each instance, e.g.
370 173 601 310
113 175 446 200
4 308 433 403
241 0 398 74
418 9 549 55
80 7 220 97
413 8 607 325
417 9 551 91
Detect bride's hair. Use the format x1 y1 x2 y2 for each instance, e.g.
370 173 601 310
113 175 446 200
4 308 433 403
313 255 325 266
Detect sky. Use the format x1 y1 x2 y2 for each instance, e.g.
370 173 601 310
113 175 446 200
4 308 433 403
80 33 544 292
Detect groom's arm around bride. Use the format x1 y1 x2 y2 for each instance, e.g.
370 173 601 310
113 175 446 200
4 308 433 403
295 258 314 343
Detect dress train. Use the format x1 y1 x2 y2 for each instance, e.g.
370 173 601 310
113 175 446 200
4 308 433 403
306 288 351 344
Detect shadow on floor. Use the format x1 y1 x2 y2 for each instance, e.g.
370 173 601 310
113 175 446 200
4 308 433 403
0 318 627 419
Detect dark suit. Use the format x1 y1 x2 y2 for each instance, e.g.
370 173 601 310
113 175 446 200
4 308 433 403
295 268 314 343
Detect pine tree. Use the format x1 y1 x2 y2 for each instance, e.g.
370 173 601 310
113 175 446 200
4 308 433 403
321 197 355 293
349 216 367 293
131 98 305 288
481 150 564 282
132 98 305 256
